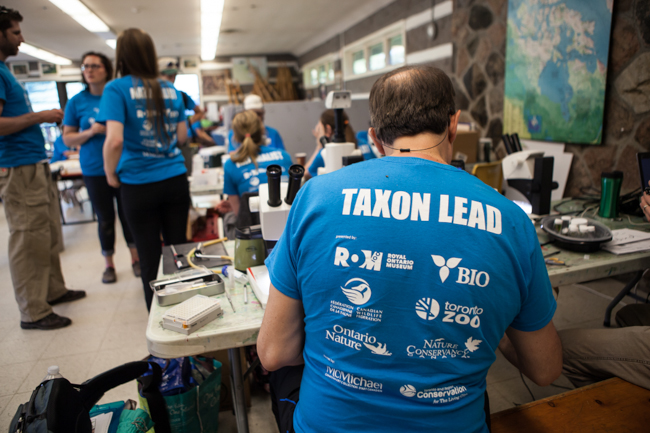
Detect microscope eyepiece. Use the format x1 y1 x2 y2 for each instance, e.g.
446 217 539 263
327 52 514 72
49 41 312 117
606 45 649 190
266 165 282 207
285 164 305 205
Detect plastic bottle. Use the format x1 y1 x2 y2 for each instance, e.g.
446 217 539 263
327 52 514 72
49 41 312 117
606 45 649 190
43 365 63 382
222 265 248 288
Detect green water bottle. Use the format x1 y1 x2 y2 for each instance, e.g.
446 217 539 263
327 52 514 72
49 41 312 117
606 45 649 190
599 171 623 218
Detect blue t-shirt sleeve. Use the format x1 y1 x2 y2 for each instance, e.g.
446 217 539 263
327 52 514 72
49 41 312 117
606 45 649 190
97 82 125 124
308 149 324 177
509 223 557 332
0 76 8 102
223 161 238 196
269 127 285 150
63 97 79 127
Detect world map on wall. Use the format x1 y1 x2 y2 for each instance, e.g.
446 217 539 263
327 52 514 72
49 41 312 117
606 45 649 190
503 0 614 144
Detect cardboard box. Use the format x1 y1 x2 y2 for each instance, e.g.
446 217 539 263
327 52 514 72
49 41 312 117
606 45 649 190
453 131 479 164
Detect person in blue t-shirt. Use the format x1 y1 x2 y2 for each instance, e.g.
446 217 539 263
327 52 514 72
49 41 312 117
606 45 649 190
98 28 190 310
305 109 376 180
223 110 293 216
0 7 85 331
257 66 562 433
227 94 284 153
63 51 139 284
49 133 70 163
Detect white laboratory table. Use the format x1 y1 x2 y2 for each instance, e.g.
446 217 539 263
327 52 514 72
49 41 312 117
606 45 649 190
146 241 261 433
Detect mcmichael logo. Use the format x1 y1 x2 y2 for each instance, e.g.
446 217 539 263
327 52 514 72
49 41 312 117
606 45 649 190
431 255 490 287
415 298 440 321
335 247 382 271
341 278 372 305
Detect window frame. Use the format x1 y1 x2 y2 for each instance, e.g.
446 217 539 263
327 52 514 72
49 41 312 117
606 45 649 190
342 21 406 81
301 53 337 90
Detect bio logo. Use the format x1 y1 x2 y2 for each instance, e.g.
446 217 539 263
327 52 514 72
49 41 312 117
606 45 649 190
431 255 490 287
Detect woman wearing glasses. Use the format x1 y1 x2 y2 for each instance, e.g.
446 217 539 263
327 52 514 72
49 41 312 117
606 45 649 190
98 29 190 310
63 51 139 284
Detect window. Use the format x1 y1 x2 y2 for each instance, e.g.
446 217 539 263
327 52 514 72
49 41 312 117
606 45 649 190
65 82 85 100
302 55 337 89
369 43 386 71
343 22 406 80
389 35 405 65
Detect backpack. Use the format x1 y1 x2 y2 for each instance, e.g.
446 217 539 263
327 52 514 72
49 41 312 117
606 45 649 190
9 361 171 433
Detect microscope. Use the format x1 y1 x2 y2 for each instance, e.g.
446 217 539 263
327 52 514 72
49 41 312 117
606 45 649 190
502 150 558 216
317 91 363 175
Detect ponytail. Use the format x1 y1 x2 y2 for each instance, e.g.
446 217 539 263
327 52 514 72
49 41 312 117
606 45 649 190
231 110 264 167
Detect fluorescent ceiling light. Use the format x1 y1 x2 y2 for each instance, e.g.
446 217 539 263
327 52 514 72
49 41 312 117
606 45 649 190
48 0 110 33
106 39 116 49
201 0 225 61
20 43 72 65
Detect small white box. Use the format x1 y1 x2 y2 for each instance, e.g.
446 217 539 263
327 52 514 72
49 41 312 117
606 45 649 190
162 295 223 335
246 265 270 308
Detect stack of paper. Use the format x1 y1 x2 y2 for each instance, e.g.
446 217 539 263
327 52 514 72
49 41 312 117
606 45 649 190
601 229 650 255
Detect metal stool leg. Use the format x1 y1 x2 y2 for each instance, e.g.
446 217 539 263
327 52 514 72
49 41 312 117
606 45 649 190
604 270 644 327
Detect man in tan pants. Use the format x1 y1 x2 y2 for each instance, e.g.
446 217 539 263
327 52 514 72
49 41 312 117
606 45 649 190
0 7 85 330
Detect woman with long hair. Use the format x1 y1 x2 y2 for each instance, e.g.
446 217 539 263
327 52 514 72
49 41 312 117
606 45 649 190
63 51 139 284
223 110 293 215
98 28 189 310
304 109 375 180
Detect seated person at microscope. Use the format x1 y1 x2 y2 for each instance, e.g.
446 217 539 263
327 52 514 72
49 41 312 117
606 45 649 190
227 94 285 153
257 65 562 433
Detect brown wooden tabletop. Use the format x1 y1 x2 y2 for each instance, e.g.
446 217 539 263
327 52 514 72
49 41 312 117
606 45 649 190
490 377 650 433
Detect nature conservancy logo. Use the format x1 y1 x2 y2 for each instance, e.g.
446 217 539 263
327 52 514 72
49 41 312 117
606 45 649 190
415 298 440 321
406 337 482 359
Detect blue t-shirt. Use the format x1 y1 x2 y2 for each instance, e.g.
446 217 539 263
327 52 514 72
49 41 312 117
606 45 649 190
227 125 284 152
96 76 186 185
0 61 47 167
266 157 556 433
49 135 69 163
223 146 293 196
308 145 376 177
63 90 105 176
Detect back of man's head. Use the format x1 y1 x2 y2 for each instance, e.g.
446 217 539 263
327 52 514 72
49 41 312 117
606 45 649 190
369 65 456 145
0 6 22 35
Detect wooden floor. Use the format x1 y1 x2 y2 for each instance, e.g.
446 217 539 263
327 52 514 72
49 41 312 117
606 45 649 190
491 377 650 433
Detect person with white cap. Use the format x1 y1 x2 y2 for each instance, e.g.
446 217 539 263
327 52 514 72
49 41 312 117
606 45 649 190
159 58 203 118
227 94 285 153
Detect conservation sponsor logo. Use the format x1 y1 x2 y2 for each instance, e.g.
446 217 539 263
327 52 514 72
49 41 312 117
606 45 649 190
415 298 440 321
325 366 383 392
442 302 483 329
330 278 383 322
406 337 482 359
325 324 392 356
431 255 490 287
399 384 469 404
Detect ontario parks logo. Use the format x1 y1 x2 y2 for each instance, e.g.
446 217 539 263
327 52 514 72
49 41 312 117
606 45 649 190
431 255 462 282
415 298 440 321
341 278 372 306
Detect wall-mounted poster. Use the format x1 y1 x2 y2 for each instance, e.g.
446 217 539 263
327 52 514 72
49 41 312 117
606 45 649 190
231 57 267 85
201 69 230 96
41 63 57 75
503 0 614 144
11 62 28 77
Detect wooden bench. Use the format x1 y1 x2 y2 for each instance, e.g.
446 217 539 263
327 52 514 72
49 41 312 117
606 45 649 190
491 377 650 432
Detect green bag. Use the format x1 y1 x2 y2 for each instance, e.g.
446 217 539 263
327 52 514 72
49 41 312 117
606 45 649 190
139 358 221 433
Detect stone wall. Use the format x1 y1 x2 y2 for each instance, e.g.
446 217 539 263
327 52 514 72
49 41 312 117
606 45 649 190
451 0 650 196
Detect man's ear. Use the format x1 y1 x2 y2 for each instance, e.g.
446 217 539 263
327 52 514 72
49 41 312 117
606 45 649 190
447 110 462 145
369 128 386 156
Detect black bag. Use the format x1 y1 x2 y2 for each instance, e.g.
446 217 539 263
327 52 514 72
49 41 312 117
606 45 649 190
8 361 171 433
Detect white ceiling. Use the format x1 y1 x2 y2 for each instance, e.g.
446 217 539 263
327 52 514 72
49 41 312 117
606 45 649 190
2 0 395 63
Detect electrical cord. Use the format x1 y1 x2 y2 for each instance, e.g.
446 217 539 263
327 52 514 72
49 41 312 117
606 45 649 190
519 372 535 401
186 237 233 273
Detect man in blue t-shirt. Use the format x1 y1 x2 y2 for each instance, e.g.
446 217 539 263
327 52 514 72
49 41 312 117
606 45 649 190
0 8 85 331
227 94 284 152
257 66 562 433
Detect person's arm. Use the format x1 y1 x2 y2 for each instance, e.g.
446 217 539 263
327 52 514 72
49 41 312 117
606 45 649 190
195 128 216 146
0 101 63 136
103 120 124 188
62 123 105 148
258 284 305 371
176 119 188 146
641 182 650 219
227 194 240 216
498 321 562 386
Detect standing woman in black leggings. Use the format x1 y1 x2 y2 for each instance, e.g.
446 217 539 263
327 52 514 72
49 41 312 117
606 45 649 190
63 51 140 284
98 28 190 310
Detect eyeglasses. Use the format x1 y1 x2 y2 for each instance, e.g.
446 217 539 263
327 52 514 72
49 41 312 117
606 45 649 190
81 64 103 71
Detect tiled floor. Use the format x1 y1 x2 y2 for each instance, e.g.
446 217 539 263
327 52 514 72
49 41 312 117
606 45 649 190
0 200 646 432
